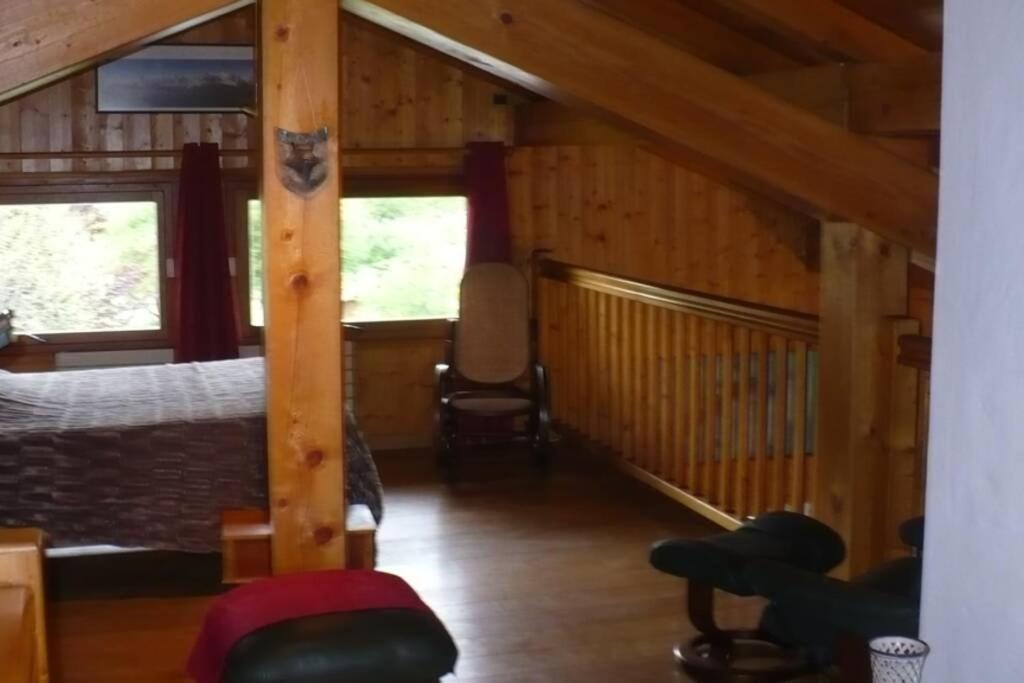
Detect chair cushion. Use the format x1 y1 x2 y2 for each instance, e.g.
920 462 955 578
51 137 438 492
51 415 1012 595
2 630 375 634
449 395 533 415
649 511 845 596
224 609 458 683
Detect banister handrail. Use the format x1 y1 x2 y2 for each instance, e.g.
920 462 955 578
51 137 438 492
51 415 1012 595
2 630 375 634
538 258 819 342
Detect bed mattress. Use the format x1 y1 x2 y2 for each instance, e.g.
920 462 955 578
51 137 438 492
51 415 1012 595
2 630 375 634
0 357 382 552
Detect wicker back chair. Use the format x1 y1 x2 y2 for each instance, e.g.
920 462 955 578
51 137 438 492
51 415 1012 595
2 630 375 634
434 263 550 478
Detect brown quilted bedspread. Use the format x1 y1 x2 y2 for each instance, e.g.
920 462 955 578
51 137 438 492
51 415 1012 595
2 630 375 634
0 358 382 552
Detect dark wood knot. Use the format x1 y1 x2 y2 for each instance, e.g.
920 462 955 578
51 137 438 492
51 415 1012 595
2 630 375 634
290 272 309 290
275 25 290 42
499 12 514 25
306 450 324 468
313 526 335 545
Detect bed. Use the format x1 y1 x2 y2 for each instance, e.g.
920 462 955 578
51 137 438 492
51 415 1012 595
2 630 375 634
0 357 382 553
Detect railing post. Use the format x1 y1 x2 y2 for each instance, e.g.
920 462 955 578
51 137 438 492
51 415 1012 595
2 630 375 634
879 316 925 560
816 222 908 577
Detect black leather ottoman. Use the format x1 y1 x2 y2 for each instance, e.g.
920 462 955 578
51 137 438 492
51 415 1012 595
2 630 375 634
649 511 846 681
188 570 458 683
225 609 458 683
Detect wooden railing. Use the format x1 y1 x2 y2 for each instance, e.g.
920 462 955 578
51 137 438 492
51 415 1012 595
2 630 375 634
536 259 820 528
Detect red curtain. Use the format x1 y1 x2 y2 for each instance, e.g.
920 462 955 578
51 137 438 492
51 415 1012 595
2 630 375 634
173 142 239 363
465 142 512 266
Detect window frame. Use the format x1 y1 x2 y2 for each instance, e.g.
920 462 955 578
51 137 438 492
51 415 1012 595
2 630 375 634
229 176 469 335
0 180 173 345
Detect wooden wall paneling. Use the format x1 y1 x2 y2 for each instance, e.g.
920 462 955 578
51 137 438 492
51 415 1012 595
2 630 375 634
0 102 20 172
46 81 72 173
734 326 751 519
261 0 344 573
770 334 788 510
507 145 821 316
530 147 558 255
353 338 444 449
718 322 735 509
790 339 809 512
506 147 531 267
1 10 514 174
648 153 673 285
751 330 769 515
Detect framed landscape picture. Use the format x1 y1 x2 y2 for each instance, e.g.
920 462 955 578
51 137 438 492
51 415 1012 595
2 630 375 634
97 45 255 113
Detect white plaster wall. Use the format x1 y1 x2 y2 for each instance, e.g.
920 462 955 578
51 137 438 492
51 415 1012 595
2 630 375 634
921 0 1024 680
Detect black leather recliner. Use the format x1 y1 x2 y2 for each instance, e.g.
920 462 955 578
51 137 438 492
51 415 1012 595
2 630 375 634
650 513 924 681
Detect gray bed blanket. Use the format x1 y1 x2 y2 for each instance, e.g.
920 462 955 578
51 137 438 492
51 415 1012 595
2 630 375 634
0 357 382 552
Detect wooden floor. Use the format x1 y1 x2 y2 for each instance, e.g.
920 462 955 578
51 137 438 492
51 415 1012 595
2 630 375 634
49 447 773 682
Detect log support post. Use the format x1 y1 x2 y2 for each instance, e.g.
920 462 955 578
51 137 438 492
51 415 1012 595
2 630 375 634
261 0 346 573
816 221 907 577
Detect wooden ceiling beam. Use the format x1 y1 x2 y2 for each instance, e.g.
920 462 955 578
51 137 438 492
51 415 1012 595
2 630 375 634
0 0 254 104
578 0 806 74
681 0 929 63
845 54 942 136
345 0 937 254
831 0 943 52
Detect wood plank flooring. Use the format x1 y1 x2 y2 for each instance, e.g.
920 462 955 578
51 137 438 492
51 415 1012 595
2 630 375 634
48 448 773 682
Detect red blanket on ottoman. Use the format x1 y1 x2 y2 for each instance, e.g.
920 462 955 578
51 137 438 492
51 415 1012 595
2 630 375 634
187 570 435 683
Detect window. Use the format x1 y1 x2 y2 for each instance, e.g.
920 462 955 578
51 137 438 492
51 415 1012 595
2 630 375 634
248 196 467 325
0 200 162 335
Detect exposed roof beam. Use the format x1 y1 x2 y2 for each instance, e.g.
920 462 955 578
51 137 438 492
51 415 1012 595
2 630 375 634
680 0 929 63
347 0 937 254
0 0 254 104
832 0 943 52
578 0 805 74
845 54 941 135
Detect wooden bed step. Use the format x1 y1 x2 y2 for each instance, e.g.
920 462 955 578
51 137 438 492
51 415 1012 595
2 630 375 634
222 505 377 584
0 528 47 683
0 586 35 683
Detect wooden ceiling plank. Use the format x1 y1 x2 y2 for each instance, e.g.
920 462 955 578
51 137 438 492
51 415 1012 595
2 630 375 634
690 0 929 63
346 0 936 251
578 0 805 74
0 0 255 104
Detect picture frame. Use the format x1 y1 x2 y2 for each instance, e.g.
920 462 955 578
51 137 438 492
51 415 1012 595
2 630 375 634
96 45 255 114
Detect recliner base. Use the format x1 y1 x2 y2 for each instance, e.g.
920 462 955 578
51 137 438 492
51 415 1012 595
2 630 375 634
674 630 810 683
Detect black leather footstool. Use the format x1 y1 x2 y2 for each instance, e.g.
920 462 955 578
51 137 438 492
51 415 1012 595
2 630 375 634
650 511 845 682
225 609 458 683
188 570 458 683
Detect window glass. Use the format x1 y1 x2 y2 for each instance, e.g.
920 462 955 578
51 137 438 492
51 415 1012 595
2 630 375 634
0 201 161 334
248 196 467 325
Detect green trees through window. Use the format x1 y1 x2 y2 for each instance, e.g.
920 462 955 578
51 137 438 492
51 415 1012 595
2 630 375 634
0 202 161 334
248 196 467 324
